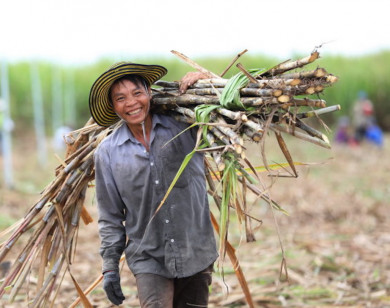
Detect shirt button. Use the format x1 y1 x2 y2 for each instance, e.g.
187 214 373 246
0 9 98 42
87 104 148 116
150 162 154 166
155 180 159 185
165 219 170 224
170 239 175 243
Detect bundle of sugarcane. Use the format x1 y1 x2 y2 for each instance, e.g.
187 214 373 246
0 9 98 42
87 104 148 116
0 49 339 308
0 118 113 307
153 50 338 159
151 49 339 270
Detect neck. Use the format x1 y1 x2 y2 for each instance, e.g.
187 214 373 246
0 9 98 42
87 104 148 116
127 114 152 150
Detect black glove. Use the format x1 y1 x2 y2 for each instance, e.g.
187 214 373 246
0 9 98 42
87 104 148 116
103 271 125 306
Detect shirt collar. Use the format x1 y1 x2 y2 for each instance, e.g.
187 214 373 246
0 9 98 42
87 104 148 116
115 114 170 146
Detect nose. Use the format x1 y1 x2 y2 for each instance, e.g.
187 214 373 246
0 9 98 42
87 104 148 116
124 95 137 107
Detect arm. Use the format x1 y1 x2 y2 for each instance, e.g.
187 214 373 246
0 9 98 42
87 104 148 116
95 145 126 305
179 71 208 94
94 145 127 273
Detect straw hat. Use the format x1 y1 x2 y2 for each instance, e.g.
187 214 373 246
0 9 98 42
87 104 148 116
89 62 168 127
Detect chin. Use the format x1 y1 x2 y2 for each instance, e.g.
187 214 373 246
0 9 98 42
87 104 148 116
125 116 146 126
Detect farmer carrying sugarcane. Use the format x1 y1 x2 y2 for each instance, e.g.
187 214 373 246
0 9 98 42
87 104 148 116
89 62 218 307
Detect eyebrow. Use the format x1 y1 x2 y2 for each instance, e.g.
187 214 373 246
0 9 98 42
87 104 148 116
111 84 145 98
111 92 126 98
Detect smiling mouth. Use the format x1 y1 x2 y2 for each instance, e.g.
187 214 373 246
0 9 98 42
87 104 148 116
127 108 142 116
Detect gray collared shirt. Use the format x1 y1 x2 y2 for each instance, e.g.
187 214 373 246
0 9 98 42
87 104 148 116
94 114 218 278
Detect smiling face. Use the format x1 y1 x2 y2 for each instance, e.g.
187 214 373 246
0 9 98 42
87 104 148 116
110 77 152 129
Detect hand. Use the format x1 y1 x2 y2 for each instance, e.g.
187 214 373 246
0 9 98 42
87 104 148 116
103 271 125 306
179 71 208 94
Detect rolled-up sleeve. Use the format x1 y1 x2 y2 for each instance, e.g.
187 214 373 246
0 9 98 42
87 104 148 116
94 143 127 273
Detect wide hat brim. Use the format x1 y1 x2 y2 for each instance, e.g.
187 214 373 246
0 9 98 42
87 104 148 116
89 62 168 127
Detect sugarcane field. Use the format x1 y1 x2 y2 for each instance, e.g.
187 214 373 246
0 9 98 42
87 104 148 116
0 44 389 308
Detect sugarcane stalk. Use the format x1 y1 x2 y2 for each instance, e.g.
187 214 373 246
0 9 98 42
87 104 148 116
171 50 220 79
240 96 283 107
215 116 243 146
243 118 264 133
220 49 248 77
242 127 262 142
281 83 328 96
281 113 329 143
37 232 53 290
154 94 291 107
206 188 262 224
240 88 282 97
0 219 53 297
9 248 40 302
279 68 328 79
236 63 258 83
177 87 284 98
296 105 341 119
270 123 331 149
281 98 327 109
56 159 93 206
0 207 46 262
216 108 247 122
274 131 298 178
195 78 228 86
154 80 179 88
57 138 94 171
30 256 65 308
209 213 255 308
153 94 220 105
261 51 320 76
326 75 338 83
208 126 230 146
183 88 221 96
174 106 196 119
64 172 92 214
63 141 96 174
80 205 94 225
171 114 195 125
173 107 244 153
206 133 225 171
246 78 301 88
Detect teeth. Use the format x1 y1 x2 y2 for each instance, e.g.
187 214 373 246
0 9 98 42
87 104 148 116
128 108 141 115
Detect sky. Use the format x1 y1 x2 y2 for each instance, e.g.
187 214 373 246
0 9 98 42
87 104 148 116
1 0 389 64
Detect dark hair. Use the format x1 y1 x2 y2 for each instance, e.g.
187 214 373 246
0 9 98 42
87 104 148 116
108 74 150 105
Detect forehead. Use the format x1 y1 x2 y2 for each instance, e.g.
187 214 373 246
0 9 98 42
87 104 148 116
111 79 141 93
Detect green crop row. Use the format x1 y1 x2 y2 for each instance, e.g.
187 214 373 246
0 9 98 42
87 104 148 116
3 50 390 134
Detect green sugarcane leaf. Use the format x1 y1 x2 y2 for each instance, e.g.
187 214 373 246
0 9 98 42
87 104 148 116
154 149 196 214
194 104 220 145
218 157 236 259
220 68 266 110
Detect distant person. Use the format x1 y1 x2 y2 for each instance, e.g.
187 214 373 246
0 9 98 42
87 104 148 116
334 116 355 145
365 118 384 147
352 91 383 147
352 90 374 143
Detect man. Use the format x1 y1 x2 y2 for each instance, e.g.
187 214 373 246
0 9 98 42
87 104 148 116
89 62 218 307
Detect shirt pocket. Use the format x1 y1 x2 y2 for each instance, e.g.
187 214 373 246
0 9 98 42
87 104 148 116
160 140 189 188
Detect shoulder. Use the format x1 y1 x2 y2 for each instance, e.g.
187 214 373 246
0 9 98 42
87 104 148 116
155 113 192 134
95 123 127 158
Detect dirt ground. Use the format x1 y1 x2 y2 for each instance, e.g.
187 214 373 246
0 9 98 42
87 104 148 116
0 133 389 307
